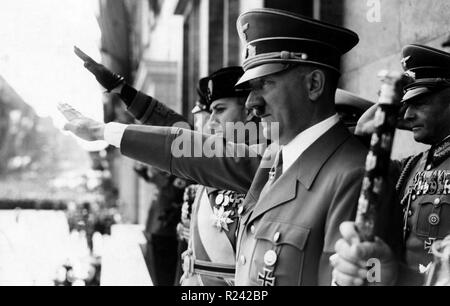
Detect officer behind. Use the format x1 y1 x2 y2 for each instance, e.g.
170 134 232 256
335 89 373 134
331 44 450 286
61 9 401 285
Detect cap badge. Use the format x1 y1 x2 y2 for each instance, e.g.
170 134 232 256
404 70 416 79
280 51 308 61
207 79 214 101
401 56 411 70
240 23 250 40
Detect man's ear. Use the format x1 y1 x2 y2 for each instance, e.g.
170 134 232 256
306 69 326 101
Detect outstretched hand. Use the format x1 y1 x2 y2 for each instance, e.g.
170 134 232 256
58 103 105 141
355 103 412 136
74 46 124 92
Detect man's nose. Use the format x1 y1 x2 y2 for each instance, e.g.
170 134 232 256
245 92 265 117
403 104 416 121
207 113 220 126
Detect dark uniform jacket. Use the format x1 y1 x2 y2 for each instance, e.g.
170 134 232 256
119 122 402 285
397 140 450 285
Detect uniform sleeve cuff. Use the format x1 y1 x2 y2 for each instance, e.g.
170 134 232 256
104 122 128 148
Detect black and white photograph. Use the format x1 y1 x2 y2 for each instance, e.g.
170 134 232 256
0 0 450 291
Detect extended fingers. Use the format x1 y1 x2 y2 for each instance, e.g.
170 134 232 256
63 122 77 132
74 46 95 63
58 103 83 121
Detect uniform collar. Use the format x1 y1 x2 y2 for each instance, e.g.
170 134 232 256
282 114 340 173
245 120 352 225
427 134 450 168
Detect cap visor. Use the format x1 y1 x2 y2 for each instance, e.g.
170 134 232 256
235 64 290 88
335 89 374 110
402 87 433 103
191 105 203 114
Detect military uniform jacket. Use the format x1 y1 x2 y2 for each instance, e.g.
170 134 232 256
119 122 401 285
125 89 187 127
398 146 450 284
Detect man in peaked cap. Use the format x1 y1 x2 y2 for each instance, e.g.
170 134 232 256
332 44 450 286
335 89 374 133
62 9 401 285
230 8 400 286
235 9 357 86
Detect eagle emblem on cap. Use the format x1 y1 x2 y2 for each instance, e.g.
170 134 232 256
207 79 214 101
240 23 250 40
401 56 411 70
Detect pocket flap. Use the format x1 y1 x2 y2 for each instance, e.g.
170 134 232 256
255 220 310 251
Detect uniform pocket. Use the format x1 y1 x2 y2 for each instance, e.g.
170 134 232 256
250 220 310 286
415 198 450 239
415 201 434 238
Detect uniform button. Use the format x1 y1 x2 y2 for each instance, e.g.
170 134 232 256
412 195 417 201
273 232 281 243
434 198 441 206
250 225 256 235
429 213 440 226
264 250 278 267
408 210 413 217
426 165 432 171
238 206 244 215
240 255 246 265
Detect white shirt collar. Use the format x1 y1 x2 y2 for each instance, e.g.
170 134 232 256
281 114 340 173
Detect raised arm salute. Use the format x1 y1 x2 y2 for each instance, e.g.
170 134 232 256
74 46 187 127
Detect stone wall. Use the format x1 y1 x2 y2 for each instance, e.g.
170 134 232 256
337 0 450 158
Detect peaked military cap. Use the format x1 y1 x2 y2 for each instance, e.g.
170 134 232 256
335 89 374 129
206 66 250 103
235 8 359 87
401 44 450 103
192 77 210 114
